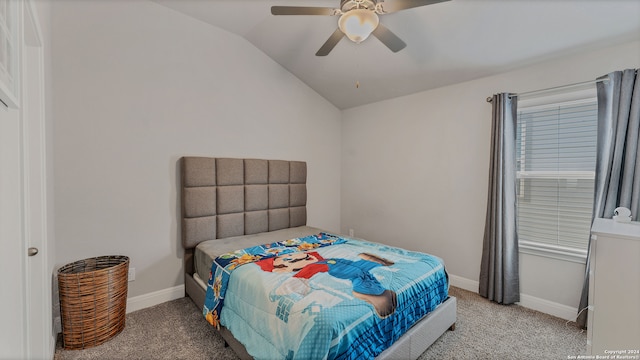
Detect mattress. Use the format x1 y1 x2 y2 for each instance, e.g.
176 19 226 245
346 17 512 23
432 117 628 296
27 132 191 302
194 226 323 285
201 231 449 359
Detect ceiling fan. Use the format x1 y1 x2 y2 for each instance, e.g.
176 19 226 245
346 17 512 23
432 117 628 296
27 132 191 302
271 0 450 56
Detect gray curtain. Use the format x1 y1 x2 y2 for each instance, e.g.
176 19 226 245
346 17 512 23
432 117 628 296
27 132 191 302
479 93 520 305
577 68 640 328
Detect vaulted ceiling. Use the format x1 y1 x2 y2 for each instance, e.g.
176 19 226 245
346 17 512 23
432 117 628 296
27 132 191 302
153 0 640 109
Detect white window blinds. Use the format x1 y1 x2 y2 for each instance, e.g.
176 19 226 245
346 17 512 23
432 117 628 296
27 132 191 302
516 98 597 260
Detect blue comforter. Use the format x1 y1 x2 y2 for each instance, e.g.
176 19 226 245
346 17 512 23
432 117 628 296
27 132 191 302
203 233 448 360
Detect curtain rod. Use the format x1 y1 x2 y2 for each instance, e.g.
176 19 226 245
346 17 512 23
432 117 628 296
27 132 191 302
486 77 609 103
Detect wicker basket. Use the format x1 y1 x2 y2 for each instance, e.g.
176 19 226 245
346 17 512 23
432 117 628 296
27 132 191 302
58 255 129 350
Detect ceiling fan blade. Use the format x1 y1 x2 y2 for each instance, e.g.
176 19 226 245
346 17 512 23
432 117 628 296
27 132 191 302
371 24 406 53
271 6 337 16
377 0 450 14
316 29 345 56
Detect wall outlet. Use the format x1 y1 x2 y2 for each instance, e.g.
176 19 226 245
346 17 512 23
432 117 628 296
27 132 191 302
349 229 354 237
128 267 135 282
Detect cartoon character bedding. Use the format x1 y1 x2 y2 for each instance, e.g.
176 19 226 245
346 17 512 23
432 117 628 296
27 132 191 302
203 233 449 360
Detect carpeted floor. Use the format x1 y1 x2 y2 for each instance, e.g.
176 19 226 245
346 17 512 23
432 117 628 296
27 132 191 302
54 286 586 360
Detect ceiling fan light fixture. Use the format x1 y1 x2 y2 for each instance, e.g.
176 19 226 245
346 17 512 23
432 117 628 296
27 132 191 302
338 9 379 43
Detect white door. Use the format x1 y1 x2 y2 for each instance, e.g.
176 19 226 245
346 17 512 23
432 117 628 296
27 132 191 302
23 2 50 357
0 1 50 359
0 89 27 360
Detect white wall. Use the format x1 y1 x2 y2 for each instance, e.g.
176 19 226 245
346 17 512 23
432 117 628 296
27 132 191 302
341 40 640 313
52 0 341 299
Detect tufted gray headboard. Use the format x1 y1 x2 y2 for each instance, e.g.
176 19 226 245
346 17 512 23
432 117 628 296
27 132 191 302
180 157 307 250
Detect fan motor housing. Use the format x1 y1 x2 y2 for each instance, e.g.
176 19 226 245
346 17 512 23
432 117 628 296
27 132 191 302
341 0 377 12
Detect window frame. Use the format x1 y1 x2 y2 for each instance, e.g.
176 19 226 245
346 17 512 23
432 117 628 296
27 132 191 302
515 90 597 264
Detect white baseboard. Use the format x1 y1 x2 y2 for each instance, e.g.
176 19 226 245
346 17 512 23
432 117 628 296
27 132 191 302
517 293 578 322
448 274 578 322
126 285 185 313
449 274 479 293
125 278 579 321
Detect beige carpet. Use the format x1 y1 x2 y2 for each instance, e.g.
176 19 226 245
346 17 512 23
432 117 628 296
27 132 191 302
54 286 586 359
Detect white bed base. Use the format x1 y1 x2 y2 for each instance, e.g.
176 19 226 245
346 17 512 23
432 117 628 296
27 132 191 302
377 295 456 360
187 272 456 360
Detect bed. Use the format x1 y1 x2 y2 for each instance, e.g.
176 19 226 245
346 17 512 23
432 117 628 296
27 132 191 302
180 156 456 359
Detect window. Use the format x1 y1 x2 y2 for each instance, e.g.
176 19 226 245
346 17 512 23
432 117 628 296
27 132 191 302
516 92 597 263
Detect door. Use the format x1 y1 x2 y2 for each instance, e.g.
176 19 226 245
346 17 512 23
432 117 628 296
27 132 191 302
23 2 50 357
0 1 50 358
0 1 27 355
0 86 27 360
24 2 51 357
